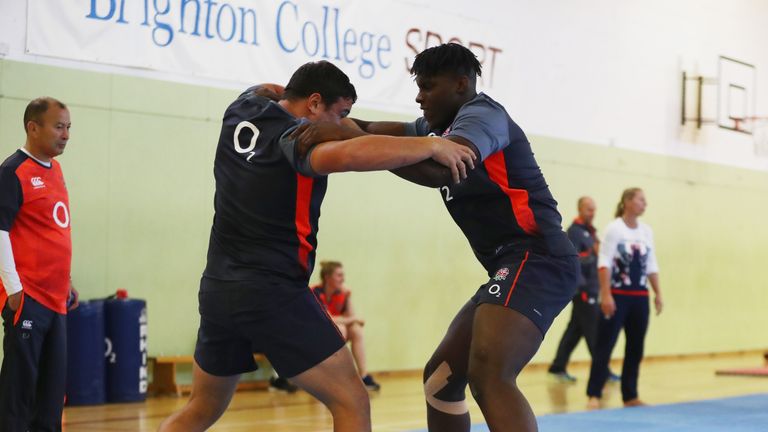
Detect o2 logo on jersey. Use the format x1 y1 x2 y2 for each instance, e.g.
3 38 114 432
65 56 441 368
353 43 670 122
52 201 70 229
488 283 501 298
233 121 261 163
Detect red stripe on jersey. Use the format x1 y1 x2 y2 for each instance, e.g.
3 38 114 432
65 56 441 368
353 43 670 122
484 152 540 235
13 292 25 326
610 289 649 297
503 251 530 307
294 174 314 270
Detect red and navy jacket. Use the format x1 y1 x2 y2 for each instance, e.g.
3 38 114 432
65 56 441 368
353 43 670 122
203 88 326 283
310 285 349 317
407 93 576 275
0 150 72 314
567 218 599 298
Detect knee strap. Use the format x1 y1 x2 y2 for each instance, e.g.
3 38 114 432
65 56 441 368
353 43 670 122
423 361 468 415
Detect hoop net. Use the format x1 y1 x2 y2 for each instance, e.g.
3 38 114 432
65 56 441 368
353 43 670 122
751 118 768 157
731 116 768 157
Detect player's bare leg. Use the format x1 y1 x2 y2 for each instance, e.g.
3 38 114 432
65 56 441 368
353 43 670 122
468 304 543 432
158 360 239 432
347 322 368 377
291 346 371 432
423 300 476 432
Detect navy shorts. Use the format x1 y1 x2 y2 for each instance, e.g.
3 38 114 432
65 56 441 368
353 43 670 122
194 276 345 378
0 293 67 432
472 250 579 335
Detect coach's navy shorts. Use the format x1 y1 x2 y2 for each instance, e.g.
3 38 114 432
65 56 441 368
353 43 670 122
471 250 579 335
194 275 345 378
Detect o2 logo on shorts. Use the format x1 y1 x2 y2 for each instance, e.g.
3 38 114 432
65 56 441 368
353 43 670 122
234 121 261 163
52 201 70 229
488 283 501 298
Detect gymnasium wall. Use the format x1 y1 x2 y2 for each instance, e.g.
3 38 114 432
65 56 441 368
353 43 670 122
1 59 766 370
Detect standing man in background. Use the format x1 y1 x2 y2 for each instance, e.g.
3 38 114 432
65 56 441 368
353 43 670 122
0 97 78 432
548 197 619 383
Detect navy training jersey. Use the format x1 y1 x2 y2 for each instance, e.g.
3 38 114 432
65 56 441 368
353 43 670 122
567 218 599 296
406 93 576 274
203 88 326 283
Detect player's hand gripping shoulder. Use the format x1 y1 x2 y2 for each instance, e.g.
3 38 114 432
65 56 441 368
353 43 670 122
428 136 476 183
249 83 285 101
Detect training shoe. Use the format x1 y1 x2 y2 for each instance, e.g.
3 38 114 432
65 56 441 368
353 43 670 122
362 374 381 391
549 371 577 383
607 371 621 382
269 376 299 393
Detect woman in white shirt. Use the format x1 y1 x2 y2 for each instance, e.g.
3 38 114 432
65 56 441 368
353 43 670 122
586 188 663 409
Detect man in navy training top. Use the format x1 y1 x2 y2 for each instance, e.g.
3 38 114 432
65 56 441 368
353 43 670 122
291 44 579 432
548 196 619 383
158 61 476 432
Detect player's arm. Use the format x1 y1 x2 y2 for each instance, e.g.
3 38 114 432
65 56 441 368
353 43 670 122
349 119 408 136
308 135 476 184
293 121 479 187
0 168 23 311
389 136 481 188
282 125 476 183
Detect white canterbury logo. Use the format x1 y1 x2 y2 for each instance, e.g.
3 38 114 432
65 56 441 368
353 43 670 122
22 320 33 329
31 177 44 188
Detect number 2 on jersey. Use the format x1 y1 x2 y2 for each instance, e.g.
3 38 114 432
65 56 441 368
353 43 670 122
441 186 454 202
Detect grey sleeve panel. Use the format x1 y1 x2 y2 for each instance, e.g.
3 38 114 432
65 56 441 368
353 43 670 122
278 120 323 178
404 117 430 137
447 102 509 161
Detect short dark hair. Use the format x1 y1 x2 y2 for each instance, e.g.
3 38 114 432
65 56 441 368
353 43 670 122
410 43 482 79
23 97 67 132
283 61 357 106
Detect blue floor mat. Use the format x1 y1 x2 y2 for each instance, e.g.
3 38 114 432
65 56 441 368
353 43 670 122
410 393 768 432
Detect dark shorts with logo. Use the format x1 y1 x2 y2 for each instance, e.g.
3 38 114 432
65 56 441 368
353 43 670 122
471 250 580 335
194 275 345 378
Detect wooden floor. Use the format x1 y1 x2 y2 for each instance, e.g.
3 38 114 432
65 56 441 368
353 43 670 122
62 352 767 431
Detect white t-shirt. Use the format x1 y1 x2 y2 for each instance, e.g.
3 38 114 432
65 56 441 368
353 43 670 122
598 218 659 292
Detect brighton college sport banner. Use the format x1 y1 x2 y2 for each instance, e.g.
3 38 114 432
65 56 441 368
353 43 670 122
26 0 507 111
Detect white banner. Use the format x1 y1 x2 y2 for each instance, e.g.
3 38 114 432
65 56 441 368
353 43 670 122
26 0 508 112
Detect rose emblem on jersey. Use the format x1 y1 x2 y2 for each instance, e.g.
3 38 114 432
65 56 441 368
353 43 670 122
493 267 510 281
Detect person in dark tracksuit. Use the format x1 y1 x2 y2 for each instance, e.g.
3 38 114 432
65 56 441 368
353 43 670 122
548 197 619 382
0 97 79 432
587 188 663 409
